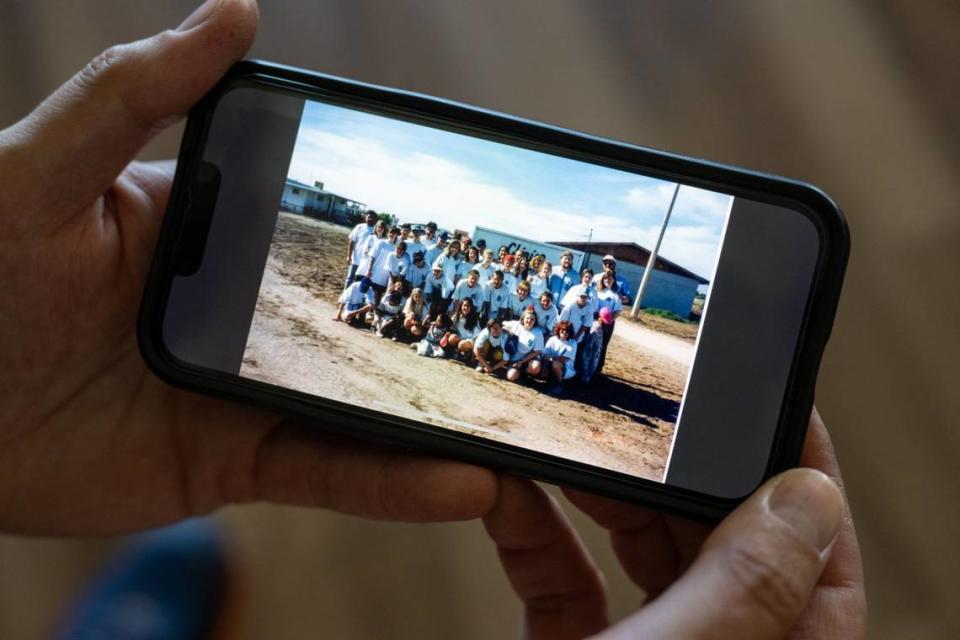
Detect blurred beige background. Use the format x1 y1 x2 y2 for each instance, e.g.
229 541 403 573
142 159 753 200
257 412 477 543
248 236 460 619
1 1 958 638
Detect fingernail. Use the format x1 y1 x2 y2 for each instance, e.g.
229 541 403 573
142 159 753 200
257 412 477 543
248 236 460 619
767 469 843 554
178 0 224 31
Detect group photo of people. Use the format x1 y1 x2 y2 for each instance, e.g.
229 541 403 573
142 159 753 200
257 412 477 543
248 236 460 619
335 211 632 396
241 96 730 480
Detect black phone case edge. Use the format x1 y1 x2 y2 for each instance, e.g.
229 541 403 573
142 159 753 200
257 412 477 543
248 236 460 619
137 60 850 522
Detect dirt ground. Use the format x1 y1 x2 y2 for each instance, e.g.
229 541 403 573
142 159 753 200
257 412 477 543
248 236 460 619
626 311 700 343
240 212 694 482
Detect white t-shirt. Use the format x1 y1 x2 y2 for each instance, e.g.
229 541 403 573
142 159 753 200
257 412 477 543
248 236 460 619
432 253 459 295
377 294 405 317
349 223 375 265
474 262 495 284
404 240 425 259
552 265 578 301
595 288 624 316
405 261 430 290
453 316 481 340
534 304 559 333
543 336 578 379
560 300 595 340
560 283 597 310
338 281 375 310
457 259 478 282
484 282 511 314
386 252 410 279
502 321 544 357
356 234 380 275
451 280 486 310
403 297 430 322
501 271 518 293
424 242 443 268
509 293 535 318
475 328 510 360
423 272 446 299
368 238 395 287
529 274 550 299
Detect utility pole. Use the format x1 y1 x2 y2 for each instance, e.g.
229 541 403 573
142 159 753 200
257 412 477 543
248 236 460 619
631 183 680 318
581 227 593 271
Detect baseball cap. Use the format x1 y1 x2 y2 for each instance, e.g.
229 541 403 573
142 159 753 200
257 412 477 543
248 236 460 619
414 251 425 260
602 254 617 264
599 306 614 325
439 231 450 240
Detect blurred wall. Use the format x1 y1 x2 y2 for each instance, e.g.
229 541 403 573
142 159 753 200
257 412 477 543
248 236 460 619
1 1 958 638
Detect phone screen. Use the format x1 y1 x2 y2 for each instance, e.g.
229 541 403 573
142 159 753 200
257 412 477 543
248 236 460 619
159 84 822 501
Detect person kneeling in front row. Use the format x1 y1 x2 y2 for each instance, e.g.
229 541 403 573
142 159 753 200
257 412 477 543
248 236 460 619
445 298 482 363
335 277 377 327
474 319 510 375
502 309 544 382
537 320 578 395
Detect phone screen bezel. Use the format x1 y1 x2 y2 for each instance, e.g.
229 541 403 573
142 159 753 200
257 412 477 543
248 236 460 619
138 61 849 520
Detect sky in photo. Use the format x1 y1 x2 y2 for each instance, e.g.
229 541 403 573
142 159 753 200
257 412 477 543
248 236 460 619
286 100 732 281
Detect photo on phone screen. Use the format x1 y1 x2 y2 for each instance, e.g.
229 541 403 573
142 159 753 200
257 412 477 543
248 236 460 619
237 98 733 484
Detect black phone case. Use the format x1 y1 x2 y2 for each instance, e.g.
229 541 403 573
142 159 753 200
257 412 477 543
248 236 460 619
138 60 849 521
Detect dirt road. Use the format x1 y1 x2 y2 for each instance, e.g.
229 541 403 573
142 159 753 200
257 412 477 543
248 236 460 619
613 320 694 367
240 213 690 482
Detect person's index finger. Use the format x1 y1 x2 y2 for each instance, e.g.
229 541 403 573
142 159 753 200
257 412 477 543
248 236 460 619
798 410 861 585
562 487 662 532
246 421 498 522
792 408 868 633
563 487 691 597
484 476 608 640
800 408 844 487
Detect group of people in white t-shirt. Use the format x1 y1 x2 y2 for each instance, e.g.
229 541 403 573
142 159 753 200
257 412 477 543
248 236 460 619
333 213 629 395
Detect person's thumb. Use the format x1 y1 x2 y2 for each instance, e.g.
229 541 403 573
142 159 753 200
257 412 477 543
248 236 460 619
601 468 844 640
1 0 258 221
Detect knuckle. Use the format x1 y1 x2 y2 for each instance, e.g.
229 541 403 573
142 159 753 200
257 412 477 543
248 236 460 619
76 44 130 90
725 542 809 627
72 41 158 133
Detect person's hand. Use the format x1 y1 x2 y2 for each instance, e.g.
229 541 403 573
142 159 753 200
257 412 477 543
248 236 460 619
0 0 496 535
484 410 866 639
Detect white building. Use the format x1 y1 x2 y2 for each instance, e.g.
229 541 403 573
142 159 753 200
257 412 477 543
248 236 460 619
280 179 366 224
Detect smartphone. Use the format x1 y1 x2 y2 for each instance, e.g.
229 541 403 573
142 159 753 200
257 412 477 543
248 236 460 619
138 60 848 520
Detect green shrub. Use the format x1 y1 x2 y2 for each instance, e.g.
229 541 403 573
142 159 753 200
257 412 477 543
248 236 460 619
644 308 687 322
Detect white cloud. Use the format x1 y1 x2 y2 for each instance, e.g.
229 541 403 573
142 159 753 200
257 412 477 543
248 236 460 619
286 130 729 280
623 182 676 211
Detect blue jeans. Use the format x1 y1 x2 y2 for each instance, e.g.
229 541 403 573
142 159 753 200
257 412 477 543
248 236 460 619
343 263 360 290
